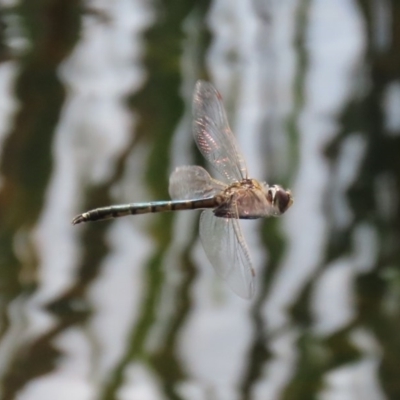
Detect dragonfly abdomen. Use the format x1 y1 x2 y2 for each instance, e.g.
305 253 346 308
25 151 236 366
72 197 219 225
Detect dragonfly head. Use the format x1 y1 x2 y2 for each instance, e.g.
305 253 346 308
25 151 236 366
267 185 294 215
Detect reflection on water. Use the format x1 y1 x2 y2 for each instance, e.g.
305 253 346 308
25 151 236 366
0 0 399 399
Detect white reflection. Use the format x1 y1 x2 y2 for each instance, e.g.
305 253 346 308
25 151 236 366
330 134 367 230
118 363 165 400
320 359 385 400
0 62 18 190
383 81 400 135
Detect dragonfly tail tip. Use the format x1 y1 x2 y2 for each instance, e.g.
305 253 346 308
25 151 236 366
72 214 85 225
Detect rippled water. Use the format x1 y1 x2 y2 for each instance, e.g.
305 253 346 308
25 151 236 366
0 0 399 399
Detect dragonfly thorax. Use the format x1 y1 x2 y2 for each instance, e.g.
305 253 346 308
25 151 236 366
222 178 263 194
214 178 292 219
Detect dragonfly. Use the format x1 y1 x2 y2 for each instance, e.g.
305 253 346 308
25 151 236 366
72 80 293 299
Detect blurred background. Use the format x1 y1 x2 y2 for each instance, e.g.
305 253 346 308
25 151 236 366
0 0 399 399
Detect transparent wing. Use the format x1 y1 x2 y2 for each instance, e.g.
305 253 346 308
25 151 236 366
193 80 248 184
199 209 255 299
169 165 226 200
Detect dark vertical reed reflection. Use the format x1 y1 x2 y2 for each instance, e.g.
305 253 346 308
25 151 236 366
0 11 11 62
101 2 211 400
0 1 81 399
150 245 199 399
351 1 400 398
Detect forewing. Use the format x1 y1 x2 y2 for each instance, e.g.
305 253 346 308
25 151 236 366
199 210 255 299
193 81 248 184
169 165 225 200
